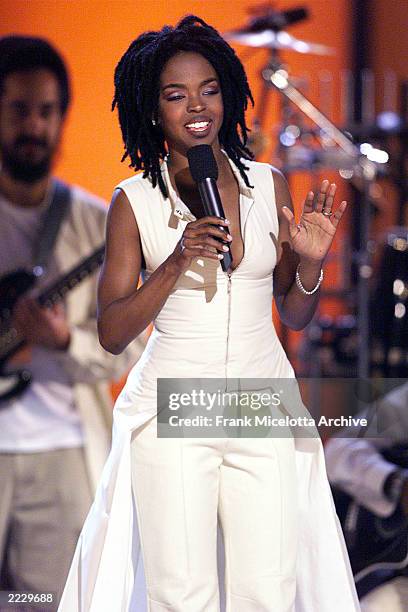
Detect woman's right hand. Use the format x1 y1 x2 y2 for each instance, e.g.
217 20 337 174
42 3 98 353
170 216 232 273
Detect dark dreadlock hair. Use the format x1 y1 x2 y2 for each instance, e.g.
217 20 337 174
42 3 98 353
0 35 71 115
113 15 254 198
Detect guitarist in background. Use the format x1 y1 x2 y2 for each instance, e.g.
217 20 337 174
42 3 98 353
325 382 408 611
0 36 146 607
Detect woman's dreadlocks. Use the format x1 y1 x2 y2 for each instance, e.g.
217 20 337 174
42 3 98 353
113 15 254 197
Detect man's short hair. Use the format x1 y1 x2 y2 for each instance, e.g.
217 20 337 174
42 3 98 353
0 35 71 115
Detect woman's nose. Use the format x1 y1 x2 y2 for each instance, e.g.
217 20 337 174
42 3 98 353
187 94 205 113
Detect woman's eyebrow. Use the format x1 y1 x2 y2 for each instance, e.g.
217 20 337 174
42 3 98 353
161 77 218 91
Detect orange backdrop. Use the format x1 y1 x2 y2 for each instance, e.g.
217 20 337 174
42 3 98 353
1 0 352 370
0 0 351 198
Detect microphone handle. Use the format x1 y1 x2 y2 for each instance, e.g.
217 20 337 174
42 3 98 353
198 178 232 273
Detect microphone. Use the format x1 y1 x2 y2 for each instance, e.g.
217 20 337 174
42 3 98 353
187 145 232 272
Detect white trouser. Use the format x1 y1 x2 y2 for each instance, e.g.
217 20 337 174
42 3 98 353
130 415 298 612
360 576 408 612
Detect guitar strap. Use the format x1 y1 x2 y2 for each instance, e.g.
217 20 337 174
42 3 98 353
32 178 71 276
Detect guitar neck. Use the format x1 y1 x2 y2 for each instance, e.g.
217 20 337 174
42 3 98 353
37 245 105 307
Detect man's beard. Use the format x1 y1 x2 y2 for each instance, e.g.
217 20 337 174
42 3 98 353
0 137 53 183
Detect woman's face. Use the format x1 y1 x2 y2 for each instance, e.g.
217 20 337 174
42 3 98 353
158 51 224 157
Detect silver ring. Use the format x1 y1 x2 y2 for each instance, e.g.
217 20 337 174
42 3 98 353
180 236 186 252
322 209 333 217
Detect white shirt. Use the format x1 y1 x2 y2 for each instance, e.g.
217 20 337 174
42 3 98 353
325 382 408 517
0 186 84 452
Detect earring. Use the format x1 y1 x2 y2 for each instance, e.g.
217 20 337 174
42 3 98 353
152 118 157 126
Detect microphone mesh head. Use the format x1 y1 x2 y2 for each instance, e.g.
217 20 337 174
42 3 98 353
187 145 218 182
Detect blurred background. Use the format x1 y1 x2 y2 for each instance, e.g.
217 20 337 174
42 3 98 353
1 0 408 405
2 3 408 608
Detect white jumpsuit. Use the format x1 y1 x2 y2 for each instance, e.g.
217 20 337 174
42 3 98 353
58 156 360 611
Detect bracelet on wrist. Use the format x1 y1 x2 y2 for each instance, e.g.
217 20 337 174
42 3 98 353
295 263 323 295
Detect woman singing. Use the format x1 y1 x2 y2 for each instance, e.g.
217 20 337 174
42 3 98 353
59 15 360 612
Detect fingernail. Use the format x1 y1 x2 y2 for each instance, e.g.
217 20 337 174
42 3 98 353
224 218 230 224
223 245 229 251
218 254 224 259
227 234 232 241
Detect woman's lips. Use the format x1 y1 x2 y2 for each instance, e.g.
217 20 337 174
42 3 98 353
185 119 212 136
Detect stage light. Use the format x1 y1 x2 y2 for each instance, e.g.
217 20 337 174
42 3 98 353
395 303 406 319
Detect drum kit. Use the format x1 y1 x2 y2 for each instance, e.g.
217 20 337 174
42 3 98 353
223 5 408 379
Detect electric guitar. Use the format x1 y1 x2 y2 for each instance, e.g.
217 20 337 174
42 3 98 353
0 245 105 402
332 444 408 583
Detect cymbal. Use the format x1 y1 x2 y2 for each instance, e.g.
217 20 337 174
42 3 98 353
224 29 334 55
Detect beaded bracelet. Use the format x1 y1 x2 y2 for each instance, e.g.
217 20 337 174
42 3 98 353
295 263 323 295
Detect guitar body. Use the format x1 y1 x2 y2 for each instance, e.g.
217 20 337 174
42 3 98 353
0 246 105 403
0 368 32 402
333 445 408 583
0 269 36 320
0 270 36 400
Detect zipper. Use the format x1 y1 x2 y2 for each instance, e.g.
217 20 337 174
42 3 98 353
225 272 232 382
223 194 254 386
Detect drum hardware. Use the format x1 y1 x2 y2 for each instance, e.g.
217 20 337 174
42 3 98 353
225 27 334 56
370 228 408 377
262 63 404 384
224 5 333 164
300 315 358 377
225 6 408 386
224 5 334 56
302 227 408 379
265 66 391 175
259 52 385 383
224 6 359 376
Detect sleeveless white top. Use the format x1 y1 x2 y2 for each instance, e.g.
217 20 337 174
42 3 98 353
58 157 360 612
119 156 295 412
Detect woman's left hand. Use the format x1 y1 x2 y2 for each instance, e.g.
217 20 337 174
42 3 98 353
281 179 347 264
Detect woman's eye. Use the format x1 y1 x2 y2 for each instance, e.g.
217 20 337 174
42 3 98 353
165 88 219 101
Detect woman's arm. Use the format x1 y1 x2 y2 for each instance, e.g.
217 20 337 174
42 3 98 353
97 188 230 354
97 189 180 354
272 169 346 331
